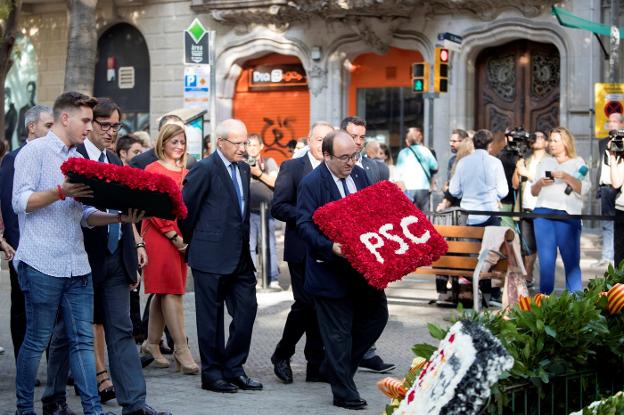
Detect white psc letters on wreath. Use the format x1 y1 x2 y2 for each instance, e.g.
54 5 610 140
359 216 431 264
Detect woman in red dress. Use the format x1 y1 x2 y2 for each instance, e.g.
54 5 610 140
140 123 199 374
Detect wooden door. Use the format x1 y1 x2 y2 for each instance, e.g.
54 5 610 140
476 40 560 133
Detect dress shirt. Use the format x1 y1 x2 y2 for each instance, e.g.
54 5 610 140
449 149 508 225
217 149 245 213
13 131 96 278
307 151 321 170
327 164 357 198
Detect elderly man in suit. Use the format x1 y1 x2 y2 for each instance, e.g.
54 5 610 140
181 118 261 394
269 121 334 384
297 130 389 410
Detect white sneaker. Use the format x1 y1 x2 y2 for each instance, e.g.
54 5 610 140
0 346 4 354
269 281 281 290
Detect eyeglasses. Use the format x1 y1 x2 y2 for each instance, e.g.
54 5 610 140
332 152 360 163
220 137 249 148
94 120 122 132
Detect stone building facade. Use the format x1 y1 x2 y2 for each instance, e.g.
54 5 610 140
14 0 612 171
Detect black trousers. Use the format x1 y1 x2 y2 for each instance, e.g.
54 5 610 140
9 260 26 362
273 261 324 369
192 258 258 382
314 284 388 401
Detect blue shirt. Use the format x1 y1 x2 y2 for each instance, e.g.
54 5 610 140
12 131 95 278
396 144 438 190
449 149 508 225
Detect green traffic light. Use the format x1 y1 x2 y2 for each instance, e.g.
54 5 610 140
413 79 423 92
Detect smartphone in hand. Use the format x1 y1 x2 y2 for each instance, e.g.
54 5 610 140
545 171 553 179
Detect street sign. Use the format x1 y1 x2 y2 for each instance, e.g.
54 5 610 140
184 18 210 65
184 65 210 110
437 32 463 44
595 83 624 137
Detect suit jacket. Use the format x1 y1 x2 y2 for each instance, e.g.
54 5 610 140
361 156 387 184
271 153 314 263
76 144 139 285
296 163 370 298
0 146 23 249
180 151 253 274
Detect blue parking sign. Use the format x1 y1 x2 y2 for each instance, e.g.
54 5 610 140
185 74 197 88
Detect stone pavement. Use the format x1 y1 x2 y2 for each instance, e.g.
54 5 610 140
0 226 609 414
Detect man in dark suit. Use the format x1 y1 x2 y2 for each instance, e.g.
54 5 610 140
43 98 169 415
340 116 394 374
0 105 58 411
270 121 334 384
297 130 389 410
341 116 390 183
181 118 261 394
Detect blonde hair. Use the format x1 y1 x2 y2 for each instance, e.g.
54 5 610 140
550 126 577 158
155 123 187 167
451 137 474 177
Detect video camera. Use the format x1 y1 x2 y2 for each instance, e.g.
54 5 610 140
505 127 533 157
608 129 624 155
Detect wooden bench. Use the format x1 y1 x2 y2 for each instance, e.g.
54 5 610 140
414 225 515 311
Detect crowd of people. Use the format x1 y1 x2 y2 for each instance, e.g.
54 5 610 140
0 88 620 414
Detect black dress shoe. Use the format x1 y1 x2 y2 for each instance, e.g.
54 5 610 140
141 355 155 368
333 398 367 410
227 375 263 390
201 379 238 393
124 404 172 415
358 356 396 373
42 401 77 415
270 354 293 384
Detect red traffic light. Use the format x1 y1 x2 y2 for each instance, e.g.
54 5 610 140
439 48 449 63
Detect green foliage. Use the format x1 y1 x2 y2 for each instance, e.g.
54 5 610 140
576 391 624 415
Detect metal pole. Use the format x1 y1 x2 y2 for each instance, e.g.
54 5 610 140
209 31 217 152
609 0 620 83
259 201 270 289
427 94 434 148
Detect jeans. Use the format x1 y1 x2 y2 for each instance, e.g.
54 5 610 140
250 212 278 281
533 208 582 294
600 185 617 261
16 262 101 415
44 251 147 413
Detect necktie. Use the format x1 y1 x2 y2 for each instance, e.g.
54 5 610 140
107 210 120 254
98 152 106 163
229 163 244 214
340 178 351 197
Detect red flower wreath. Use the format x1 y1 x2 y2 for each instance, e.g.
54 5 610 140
61 157 188 219
313 180 447 289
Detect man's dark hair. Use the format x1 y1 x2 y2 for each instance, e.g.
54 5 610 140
531 130 547 140
93 97 122 120
52 91 96 120
115 134 143 157
322 130 339 156
473 129 494 150
248 133 263 145
340 116 366 130
158 114 183 131
452 128 468 139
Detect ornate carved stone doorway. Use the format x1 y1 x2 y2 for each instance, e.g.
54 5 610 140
475 39 560 133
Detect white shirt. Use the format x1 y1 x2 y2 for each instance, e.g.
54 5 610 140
84 138 108 163
326 164 357 198
449 149 508 225
534 156 590 215
521 153 546 211
307 151 321 170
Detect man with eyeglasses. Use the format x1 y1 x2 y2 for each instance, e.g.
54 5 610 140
296 129 388 410
181 118 262 394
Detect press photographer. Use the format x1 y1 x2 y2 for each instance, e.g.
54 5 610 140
245 133 280 288
608 128 624 266
497 127 533 228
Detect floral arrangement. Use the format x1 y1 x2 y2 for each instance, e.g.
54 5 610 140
312 180 447 289
384 263 624 414
570 391 624 415
379 321 513 415
61 157 187 219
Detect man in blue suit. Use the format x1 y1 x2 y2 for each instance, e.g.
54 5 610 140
269 121 334 384
181 119 261 394
297 130 388 410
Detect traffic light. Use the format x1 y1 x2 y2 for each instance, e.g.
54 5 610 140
411 62 429 94
434 47 449 93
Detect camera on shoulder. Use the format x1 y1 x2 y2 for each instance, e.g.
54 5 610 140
505 127 533 157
